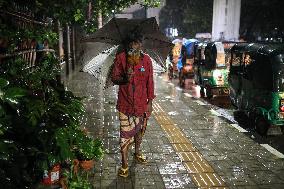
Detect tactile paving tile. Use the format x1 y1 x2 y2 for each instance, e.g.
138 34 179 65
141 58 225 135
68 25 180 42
164 130 185 137
153 101 227 188
190 173 226 187
183 161 214 173
178 152 204 162
168 135 191 144
172 143 196 152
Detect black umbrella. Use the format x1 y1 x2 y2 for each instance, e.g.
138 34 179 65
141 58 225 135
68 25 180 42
81 17 173 67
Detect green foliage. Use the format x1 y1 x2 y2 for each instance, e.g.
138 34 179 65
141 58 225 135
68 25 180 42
0 24 58 53
142 0 160 7
74 9 84 22
0 78 9 88
81 0 161 34
0 0 166 187
0 51 103 187
83 18 98 34
1 0 161 36
63 167 92 189
0 49 105 188
74 129 104 160
3 87 27 105
42 30 59 47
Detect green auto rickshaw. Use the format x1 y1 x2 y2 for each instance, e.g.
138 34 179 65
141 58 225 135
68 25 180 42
194 42 229 98
229 43 284 135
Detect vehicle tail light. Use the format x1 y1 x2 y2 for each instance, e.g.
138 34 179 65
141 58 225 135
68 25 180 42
280 99 284 112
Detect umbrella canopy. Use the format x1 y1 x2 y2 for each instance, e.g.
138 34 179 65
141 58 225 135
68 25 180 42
81 17 173 68
172 38 183 44
183 38 199 57
183 38 198 46
176 39 198 71
83 46 166 89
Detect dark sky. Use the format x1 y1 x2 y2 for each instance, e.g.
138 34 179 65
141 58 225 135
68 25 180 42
160 0 284 41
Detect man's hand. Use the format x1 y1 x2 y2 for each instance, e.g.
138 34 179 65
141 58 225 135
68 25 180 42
146 100 153 117
127 68 134 82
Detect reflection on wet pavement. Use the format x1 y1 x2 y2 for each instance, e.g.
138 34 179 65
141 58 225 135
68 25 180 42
64 72 284 188
153 101 227 188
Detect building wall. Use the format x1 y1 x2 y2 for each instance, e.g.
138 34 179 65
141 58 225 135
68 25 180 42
147 0 166 24
115 0 165 25
212 0 241 41
147 7 163 25
115 13 133 19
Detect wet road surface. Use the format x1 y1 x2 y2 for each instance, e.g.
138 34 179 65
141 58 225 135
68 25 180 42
64 71 284 189
175 76 284 156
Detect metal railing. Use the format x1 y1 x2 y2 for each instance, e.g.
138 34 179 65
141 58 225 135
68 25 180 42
0 49 56 71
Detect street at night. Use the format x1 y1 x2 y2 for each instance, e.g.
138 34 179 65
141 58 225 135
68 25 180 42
1 0 284 188
63 71 284 188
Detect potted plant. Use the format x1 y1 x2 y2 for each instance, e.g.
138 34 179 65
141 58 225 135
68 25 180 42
60 164 92 189
74 132 103 171
0 54 88 187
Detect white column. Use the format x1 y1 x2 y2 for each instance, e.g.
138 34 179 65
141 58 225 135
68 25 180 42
212 0 241 41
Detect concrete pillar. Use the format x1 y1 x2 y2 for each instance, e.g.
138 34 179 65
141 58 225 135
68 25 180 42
212 0 241 41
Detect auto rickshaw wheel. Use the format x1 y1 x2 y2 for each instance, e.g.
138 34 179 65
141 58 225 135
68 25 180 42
248 112 256 128
233 110 248 127
193 76 198 85
200 87 205 98
255 116 269 136
179 73 183 87
206 86 213 99
179 80 185 87
281 127 284 135
230 98 238 108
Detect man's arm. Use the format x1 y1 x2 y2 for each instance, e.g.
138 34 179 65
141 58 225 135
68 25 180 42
146 57 156 117
111 53 128 85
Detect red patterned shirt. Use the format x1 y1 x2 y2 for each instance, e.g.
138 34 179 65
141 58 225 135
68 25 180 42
111 51 155 116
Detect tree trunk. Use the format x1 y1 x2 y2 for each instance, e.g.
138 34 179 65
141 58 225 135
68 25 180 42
98 10 103 29
88 1 92 21
58 20 64 61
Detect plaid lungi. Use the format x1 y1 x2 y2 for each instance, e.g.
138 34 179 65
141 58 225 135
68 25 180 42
119 112 147 149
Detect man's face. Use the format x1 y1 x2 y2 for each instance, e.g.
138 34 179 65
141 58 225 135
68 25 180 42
131 41 142 50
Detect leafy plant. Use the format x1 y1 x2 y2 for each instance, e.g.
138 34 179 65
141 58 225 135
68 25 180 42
0 52 91 188
62 165 92 189
74 130 104 160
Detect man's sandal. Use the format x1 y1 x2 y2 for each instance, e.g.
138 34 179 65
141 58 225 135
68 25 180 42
118 167 129 178
134 153 147 164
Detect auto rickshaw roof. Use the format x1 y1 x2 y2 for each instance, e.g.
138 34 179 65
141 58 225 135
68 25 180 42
205 42 219 48
205 41 227 49
231 43 284 57
258 43 284 57
197 42 207 48
231 43 257 53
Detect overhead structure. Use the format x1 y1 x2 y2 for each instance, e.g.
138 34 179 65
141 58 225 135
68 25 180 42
212 0 241 41
115 0 166 25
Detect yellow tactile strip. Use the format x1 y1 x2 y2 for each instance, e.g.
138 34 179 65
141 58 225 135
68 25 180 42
153 102 227 188
172 143 196 152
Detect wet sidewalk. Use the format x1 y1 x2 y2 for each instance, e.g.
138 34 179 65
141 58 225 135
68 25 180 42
64 70 284 189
